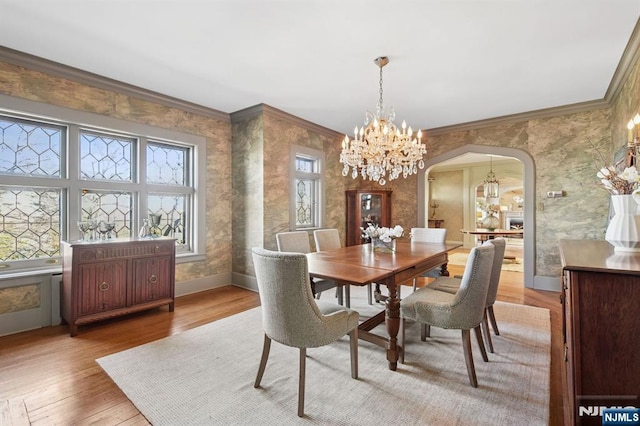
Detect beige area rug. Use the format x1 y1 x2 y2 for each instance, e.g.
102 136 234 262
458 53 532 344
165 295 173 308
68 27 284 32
97 287 550 425
448 252 524 273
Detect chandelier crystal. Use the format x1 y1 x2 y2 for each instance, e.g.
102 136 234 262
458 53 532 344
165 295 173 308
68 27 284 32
340 57 427 185
483 156 500 199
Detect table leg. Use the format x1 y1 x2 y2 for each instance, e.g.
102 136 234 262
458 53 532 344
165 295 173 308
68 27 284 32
384 280 400 371
439 262 450 277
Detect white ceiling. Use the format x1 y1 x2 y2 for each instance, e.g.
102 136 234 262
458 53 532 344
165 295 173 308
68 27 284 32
1 1 639 135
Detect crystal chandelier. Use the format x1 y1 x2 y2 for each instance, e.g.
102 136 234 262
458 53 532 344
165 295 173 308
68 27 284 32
340 57 427 185
483 156 500 199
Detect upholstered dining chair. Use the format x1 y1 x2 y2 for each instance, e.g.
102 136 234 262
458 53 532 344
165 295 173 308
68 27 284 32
408 227 448 292
276 231 343 305
427 238 506 353
400 244 495 387
251 248 360 417
313 228 373 306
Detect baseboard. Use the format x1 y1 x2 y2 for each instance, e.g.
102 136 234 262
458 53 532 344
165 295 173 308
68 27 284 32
533 275 562 292
175 273 232 297
231 272 258 292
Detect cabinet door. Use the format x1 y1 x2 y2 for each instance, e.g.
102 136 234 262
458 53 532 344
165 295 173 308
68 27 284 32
131 256 172 304
346 190 392 246
78 260 128 316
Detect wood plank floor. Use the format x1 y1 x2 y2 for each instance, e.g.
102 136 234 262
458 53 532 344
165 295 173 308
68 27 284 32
0 248 563 425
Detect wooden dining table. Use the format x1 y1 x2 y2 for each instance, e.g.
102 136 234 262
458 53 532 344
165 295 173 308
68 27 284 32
306 240 461 371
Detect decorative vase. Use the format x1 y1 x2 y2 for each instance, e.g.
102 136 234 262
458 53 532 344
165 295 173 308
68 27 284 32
481 214 500 231
139 218 150 238
605 194 640 252
372 237 396 252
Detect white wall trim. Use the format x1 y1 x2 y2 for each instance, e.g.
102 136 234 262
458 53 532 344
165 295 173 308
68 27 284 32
231 272 258 292
533 275 562 292
175 273 232 297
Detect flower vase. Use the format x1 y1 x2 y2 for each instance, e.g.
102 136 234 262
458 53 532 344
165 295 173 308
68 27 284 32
605 194 640 252
481 214 500 231
372 238 396 252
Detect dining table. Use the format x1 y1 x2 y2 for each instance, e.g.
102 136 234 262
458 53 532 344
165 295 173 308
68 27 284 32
306 240 461 371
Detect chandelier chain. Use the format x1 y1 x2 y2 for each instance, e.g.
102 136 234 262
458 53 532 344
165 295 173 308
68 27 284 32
378 65 384 109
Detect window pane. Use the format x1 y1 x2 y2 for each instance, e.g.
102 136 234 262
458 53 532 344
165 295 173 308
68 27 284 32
80 131 133 181
81 190 132 238
296 157 315 173
0 187 61 261
147 143 186 185
295 178 314 227
148 194 186 244
0 117 62 177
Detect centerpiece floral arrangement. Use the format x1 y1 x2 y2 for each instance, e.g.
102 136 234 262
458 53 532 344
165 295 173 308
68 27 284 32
361 223 404 243
476 199 501 216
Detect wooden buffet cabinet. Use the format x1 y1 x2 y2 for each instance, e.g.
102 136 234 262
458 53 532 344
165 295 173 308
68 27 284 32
345 189 392 246
61 237 176 336
559 240 640 426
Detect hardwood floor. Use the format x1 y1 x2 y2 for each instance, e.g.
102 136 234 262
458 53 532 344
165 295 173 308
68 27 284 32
0 249 563 425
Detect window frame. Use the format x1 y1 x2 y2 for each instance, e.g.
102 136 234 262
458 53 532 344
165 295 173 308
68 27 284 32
289 144 325 231
0 94 207 273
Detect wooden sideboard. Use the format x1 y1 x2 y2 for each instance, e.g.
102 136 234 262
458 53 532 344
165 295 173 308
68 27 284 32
559 239 640 426
61 237 175 336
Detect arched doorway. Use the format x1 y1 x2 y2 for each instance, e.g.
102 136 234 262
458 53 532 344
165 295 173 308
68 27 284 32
417 144 535 288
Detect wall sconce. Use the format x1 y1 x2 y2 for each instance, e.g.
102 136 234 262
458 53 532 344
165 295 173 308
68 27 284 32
626 113 640 167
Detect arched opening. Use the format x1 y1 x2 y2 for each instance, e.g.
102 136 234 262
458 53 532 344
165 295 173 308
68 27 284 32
417 144 535 288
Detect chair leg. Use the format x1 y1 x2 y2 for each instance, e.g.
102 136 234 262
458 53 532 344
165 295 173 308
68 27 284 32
345 285 351 308
400 318 406 364
420 323 430 341
254 334 271 388
487 305 500 335
298 348 306 417
482 310 494 353
461 329 478 387
367 284 372 305
349 328 358 379
474 325 489 362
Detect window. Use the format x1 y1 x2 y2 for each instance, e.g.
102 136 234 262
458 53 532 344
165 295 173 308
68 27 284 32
290 145 324 230
0 102 206 272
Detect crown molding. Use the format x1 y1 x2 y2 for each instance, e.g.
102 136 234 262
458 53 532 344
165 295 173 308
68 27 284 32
605 17 640 103
424 99 609 136
230 103 342 139
0 46 230 122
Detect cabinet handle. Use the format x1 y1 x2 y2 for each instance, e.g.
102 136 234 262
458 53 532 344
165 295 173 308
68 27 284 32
149 274 158 284
98 281 110 291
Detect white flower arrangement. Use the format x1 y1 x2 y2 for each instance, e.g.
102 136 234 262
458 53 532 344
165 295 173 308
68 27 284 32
597 165 640 196
361 223 404 243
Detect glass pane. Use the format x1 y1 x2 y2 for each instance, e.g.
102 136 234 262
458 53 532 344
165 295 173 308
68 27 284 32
0 117 62 177
295 178 314 227
0 187 61 261
80 131 133 181
295 157 315 173
147 143 186 185
81 190 132 238
147 194 186 244
361 194 382 228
